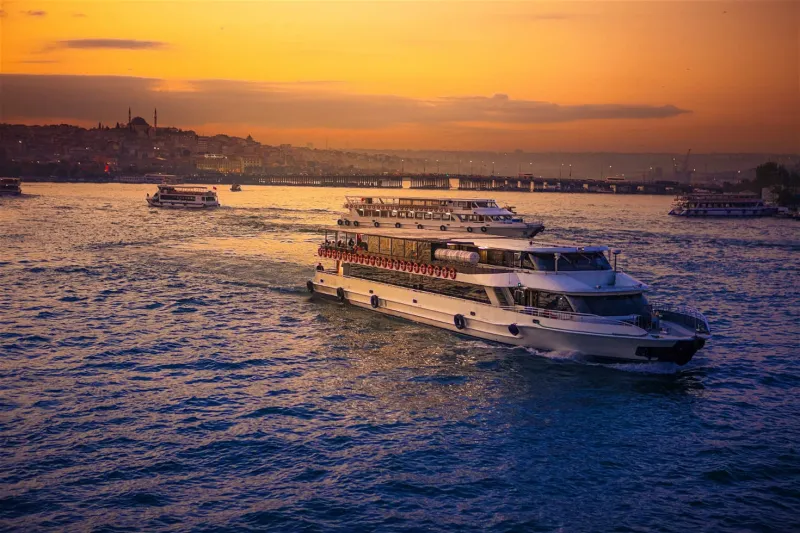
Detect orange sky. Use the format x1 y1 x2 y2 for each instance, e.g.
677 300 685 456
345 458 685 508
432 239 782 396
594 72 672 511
1 1 798 152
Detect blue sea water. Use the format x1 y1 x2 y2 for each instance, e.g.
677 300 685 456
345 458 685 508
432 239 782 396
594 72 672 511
1 183 799 532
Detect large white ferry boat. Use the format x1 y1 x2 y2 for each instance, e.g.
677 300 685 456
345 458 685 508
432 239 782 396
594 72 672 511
337 196 544 237
146 185 220 208
669 193 777 217
308 227 710 365
0 178 22 196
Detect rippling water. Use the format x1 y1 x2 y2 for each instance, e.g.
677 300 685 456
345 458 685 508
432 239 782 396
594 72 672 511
2 183 799 531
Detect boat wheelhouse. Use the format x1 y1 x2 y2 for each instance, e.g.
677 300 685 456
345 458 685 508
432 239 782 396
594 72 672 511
0 178 22 196
309 227 710 365
669 193 777 217
146 185 220 208
338 196 544 237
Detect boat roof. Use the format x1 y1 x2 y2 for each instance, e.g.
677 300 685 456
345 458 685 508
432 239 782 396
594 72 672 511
346 195 498 202
157 185 213 192
323 226 607 254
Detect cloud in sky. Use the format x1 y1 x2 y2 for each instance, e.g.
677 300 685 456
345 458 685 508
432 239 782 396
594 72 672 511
0 74 689 131
22 10 47 17
55 39 168 50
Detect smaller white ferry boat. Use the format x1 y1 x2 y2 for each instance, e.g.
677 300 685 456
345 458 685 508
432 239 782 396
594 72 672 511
337 196 544 237
146 185 220 208
669 193 777 217
309 227 710 365
0 178 22 196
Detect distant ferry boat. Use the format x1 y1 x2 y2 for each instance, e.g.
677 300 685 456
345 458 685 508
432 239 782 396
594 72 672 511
0 178 22 196
338 196 544 237
309 227 710 365
119 173 181 185
146 185 220 208
669 193 777 217
230 183 242 192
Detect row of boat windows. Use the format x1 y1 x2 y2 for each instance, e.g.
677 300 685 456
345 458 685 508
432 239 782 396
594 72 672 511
684 203 762 208
158 194 216 202
356 209 513 222
363 200 498 208
346 264 491 303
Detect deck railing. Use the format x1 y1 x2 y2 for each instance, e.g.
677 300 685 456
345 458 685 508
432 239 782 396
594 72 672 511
647 303 711 335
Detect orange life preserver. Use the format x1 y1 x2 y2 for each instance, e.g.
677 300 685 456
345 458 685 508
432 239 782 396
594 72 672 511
337 251 343 260
413 263 420 274
449 268 457 279
434 266 442 277
359 254 365 264
383 258 389 268
318 247 324 257
399 260 406 271
370 256 376 266
427 264 434 275
326 249 332 258
346 253 353 262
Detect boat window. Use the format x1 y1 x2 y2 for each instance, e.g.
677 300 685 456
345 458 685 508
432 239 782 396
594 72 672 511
442 213 451 221
379 237 392 254
571 294 648 316
424 212 432 220
534 291 573 312
392 239 406 257
415 212 423 219
432 213 442 220
524 252 611 271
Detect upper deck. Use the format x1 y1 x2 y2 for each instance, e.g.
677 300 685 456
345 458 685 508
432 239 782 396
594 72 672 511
322 226 606 255
157 185 215 194
345 196 505 211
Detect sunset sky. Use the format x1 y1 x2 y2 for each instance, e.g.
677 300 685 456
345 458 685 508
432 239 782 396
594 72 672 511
1 1 798 152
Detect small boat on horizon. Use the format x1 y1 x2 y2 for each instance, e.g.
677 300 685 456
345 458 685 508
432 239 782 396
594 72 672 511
337 195 544 237
146 185 220 208
308 227 710 366
230 183 242 192
0 177 22 196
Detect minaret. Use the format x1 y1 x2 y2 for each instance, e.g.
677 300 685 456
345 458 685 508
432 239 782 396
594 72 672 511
154 108 157 135
128 107 131 125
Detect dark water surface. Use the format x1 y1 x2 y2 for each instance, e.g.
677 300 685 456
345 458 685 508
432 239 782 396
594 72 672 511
2 184 799 532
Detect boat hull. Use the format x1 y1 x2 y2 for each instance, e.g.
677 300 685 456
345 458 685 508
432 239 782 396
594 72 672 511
146 199 219 208
669 208 777 217
310 273 704 365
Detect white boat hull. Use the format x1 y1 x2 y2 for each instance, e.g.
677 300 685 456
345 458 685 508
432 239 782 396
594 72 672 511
310 272 705 365
146 199 219 209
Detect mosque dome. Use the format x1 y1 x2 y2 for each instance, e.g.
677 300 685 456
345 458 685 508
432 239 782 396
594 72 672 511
130 117 150 127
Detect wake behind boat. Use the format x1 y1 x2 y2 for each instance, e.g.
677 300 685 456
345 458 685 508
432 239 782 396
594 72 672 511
338 196 544 237
146 185 220 208
309 227 710 365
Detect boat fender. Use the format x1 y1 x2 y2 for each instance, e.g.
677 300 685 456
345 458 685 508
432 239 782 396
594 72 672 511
337 287 346 302
417 224 423 229
467 226 473 232
454 314 466 330
307 281 314 293
508 323 520 336
353 221 360 227
370 295 380 308
440 225 447 231
481 227 487 232
337 219 344 225
395 222 401 228
374 221 380 228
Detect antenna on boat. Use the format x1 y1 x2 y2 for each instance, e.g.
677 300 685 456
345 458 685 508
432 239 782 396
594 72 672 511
612 250 621 272
554 252 560 273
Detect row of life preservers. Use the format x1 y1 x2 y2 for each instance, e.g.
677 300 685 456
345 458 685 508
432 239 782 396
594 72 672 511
317 247 457 280
346 204 452 213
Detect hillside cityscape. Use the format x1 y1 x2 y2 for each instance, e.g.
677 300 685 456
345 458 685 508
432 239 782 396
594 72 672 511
1 115 797 189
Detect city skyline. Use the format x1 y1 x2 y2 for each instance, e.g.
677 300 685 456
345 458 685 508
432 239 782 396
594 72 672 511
1 1 798 153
